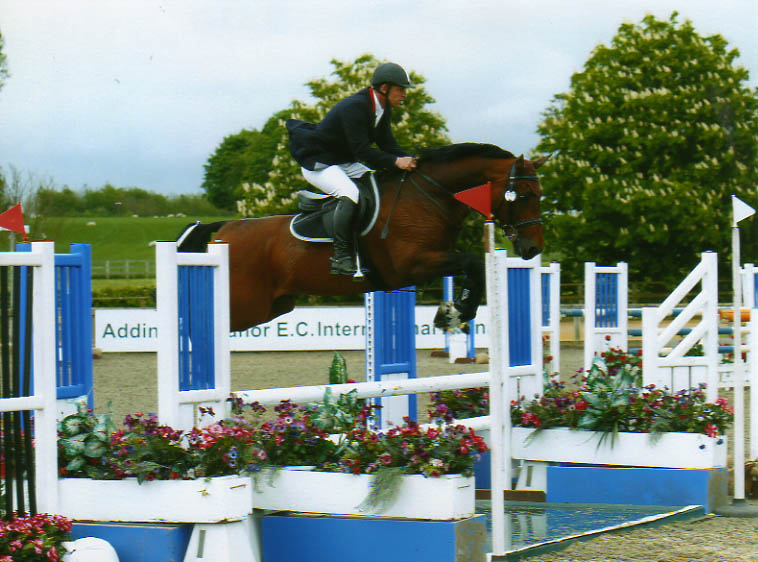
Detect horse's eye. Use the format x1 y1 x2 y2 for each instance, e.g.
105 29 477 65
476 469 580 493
504 190 517 202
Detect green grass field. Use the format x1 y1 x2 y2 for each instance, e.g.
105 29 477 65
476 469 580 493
36 216 235 262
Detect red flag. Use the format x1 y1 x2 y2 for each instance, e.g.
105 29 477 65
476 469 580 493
454 182 491 218
0 203 27 238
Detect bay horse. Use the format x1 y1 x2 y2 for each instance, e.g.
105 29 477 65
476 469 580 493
176 143 549 332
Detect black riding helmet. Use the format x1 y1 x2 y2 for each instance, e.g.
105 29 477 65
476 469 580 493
371 62 413 89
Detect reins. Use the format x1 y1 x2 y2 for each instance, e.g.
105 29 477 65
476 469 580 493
379 160 543 239
379 169 457 239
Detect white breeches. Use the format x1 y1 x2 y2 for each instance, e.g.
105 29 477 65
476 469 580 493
301 162 372 204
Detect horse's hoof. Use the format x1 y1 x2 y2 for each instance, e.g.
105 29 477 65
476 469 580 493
433 301 460 330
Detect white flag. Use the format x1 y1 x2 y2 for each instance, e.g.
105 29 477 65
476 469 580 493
732 195 756 226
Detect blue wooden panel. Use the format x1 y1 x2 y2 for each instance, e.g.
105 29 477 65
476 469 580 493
17 243 93 406
507 268 531 367
370 289 417 421
262 514 487 562
71 522 192 562
595 273 618 328
547 466 727 512
540 272 550 328
178 265 216 392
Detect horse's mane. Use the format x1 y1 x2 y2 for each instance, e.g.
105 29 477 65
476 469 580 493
418 143 515 164
374 142 517 184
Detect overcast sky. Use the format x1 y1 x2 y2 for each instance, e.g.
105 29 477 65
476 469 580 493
0 1 756 196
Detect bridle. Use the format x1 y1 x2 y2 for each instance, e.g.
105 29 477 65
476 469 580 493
406 161 542 237
491 162 543 240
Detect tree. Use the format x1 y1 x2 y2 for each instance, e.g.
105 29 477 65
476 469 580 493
535 13 758 285
202 124 278 211
0 30 10 198
0 28 8 92
237 53 450 217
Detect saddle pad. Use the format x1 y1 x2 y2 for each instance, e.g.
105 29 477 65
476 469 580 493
289 174 381 243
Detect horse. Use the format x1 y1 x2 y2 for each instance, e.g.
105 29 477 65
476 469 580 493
176 143 549 332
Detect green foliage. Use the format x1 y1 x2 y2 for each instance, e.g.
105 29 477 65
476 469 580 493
327 420 488 479
575 358 644 440
238 53 450 217
36 183 227 218
328 351 348 384
535 12 758 284
57 399 116 479
36 216 233 262
0 28 8 92
202 125 279 210
253 400 341 467
310 389 367 434
429 387 489 421
0 513 72 562
92 284 155 308
511 350 734 439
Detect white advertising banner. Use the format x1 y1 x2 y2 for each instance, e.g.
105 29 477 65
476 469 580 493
95 306 490 352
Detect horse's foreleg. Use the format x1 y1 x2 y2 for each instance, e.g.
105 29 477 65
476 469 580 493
440 254 484 329
407 251 484 330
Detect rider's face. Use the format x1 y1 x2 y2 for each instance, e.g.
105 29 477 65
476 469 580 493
383 84 407 108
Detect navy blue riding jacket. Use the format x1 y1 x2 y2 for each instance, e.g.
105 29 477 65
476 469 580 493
286 87 409 171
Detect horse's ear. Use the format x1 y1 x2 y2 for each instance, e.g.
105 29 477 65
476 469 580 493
533 153 552 169
516 154 525 166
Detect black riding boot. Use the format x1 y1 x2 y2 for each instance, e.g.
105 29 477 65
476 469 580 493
331 197 358 275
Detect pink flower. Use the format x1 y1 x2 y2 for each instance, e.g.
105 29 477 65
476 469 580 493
705 424 719 438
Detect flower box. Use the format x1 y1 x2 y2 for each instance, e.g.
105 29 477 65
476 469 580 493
510 427 727 469
251 468 475 520
58 475 251 523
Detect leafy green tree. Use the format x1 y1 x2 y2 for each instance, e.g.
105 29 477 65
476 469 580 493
0 28 8 92
237 53 450 217
535 12 758 284
202 123 278 211
37 187 84 216
0 30 10 200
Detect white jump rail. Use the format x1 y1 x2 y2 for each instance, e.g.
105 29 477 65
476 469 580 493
0 241 58 513
234 371 491 406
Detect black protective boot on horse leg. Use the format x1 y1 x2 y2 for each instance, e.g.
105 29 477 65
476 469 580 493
330 197 358 275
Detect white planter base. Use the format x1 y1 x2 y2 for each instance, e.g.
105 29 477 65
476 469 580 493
511 427 727 469
58 475 251 523
252 468 475 520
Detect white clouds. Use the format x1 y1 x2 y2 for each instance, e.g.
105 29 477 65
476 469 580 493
0 0 755 194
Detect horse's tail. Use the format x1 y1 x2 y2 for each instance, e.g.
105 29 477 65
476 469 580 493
176 220 229 252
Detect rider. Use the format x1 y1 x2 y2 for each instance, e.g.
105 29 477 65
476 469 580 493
286 62 418 275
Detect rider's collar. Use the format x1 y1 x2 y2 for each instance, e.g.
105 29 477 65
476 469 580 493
370 88 384 126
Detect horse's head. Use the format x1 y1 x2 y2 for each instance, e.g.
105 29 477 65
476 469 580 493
491 154 550 259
